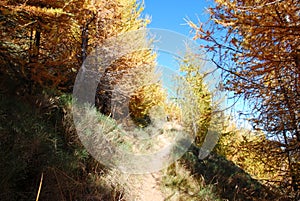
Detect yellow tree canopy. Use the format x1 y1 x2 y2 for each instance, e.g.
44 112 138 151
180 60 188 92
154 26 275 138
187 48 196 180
189 0 300 197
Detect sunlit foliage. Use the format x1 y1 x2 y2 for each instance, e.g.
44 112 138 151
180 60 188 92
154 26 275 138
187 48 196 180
179 53 212 147
189 0 300 197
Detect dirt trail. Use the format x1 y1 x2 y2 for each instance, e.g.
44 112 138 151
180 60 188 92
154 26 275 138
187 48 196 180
122 172 165 201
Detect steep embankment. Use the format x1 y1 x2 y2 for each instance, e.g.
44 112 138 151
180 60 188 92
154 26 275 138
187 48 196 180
0 75 125 201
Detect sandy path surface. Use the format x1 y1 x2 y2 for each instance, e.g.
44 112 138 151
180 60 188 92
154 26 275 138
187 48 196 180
121 172 165 201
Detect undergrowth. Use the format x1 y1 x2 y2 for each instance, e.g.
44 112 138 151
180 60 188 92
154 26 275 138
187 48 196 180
0 75 288 201
0 75 125 201
161 162 222 201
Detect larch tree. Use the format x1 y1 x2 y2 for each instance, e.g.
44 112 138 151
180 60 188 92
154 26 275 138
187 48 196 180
0 0 163 122
85 0 163 122
179 53 213 147
216 118 288 191
0 0 82 91
188 0 300 197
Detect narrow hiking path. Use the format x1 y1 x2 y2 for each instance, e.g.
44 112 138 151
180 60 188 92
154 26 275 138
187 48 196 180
120 172 165 201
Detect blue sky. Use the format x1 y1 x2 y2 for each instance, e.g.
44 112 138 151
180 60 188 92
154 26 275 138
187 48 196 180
142 0 214 73
142 0 252 129
142 0 215 74
142 0 221 101
142 0 219 90
143 0 212 36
